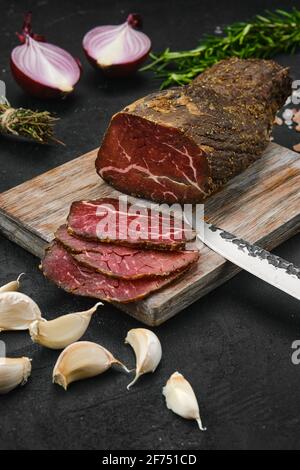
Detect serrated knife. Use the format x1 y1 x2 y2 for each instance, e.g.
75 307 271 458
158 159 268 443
189 218 300 300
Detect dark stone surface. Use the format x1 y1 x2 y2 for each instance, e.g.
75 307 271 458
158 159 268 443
0 0 299 450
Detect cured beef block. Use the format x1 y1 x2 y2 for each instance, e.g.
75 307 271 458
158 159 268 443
67 198 194 251
96 58 291 203
42 242 190 303
56 225 199 279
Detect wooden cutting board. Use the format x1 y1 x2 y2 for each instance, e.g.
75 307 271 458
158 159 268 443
0 143 299 326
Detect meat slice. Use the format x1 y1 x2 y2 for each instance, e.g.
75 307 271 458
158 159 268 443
96 58 291 204
55 225 199 279
67 198 194 251
42 242 189 303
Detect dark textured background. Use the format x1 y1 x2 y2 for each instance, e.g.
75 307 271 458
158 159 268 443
0 0 299 450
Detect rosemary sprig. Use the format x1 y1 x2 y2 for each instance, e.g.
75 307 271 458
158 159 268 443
142 8 300 88
0 100 61 144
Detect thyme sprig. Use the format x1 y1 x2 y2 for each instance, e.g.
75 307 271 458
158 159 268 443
142 8 300 88
0 99 61 144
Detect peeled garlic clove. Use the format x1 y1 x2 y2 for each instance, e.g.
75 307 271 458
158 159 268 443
125 328 162 389
0 357 31 394
53 341 129 390
0 273 25 293
163 372 206 431
29 302 102 350
0 291 43 331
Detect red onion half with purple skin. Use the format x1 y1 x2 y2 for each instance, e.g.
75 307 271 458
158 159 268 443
11 13 81 99
83 14 151 77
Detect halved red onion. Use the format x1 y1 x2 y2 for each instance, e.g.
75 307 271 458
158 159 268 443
11 13 81 99
83 14 151 77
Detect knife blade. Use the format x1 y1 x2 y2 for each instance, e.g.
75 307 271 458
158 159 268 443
188 218 300 301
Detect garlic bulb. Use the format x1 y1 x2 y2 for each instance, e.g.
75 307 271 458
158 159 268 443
163 372 206 431
125 328 162 389
0 357 31 394
53 341 130 390
29 302 102 350
0 273 25 293
0 291 43 331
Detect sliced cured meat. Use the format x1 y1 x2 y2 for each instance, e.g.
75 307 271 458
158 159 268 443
67 197 194 251
96 58 291 203
56 224 111 253
55 225 199 279
42 242 190 303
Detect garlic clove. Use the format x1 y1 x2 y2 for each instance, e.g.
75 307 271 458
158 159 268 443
163 372 206 431
0 357 31 394
0 291 43 331
0 273 25 293
125 328 162 389
53 341 130 390
29 302 102 350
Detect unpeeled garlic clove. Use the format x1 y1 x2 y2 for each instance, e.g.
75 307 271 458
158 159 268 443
125 328 162 389
53 341 130 390
0 273 25 293
163 372 206 431
0 291 43 331
29 302 102 350
0 357 31 394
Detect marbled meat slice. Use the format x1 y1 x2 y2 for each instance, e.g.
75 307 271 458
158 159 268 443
55 225 199 279
67 197 194 251
41 242 190 303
